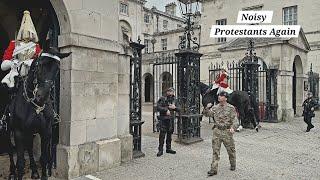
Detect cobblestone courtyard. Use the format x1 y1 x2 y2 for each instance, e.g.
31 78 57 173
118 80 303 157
1 105 320 180
75 105 320 180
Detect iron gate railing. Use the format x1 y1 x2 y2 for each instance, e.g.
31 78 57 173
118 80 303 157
152 54 178 133
208 60 278 122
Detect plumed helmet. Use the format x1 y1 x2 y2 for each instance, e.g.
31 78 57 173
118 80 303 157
17 11 39 42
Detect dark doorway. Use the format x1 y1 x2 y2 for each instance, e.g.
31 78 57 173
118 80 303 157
292 62 297 115
161 72 173 95
0 0 60 159
144 74 153 102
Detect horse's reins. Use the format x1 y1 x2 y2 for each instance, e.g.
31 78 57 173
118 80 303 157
22 52 61 117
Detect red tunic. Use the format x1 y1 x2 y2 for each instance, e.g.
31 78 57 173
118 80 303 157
215 73 229 88
2 40 41 61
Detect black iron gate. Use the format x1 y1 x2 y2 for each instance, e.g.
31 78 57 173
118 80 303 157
308 63 319 99
208 61 278 122
129 41 145 158
208 53 278 122
152 54 178 133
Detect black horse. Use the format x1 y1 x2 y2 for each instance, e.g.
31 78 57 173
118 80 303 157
199 82 260 131
8 48 71 180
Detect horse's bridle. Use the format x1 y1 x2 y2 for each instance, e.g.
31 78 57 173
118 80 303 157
22 52 60 115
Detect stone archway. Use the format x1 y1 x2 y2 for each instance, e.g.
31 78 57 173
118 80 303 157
0 0 70 177
292 55 304 115
143 73 153 102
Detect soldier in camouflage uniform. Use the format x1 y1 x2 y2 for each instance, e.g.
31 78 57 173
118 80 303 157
203 91 237 176
302 92 318 132
156 87 179 157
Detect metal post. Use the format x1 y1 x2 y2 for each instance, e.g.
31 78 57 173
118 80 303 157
129 39 145 158
175 0 203 144
241 39 260 127
266 67 278 122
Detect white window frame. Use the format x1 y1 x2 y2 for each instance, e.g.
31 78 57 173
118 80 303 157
163 20 168 30
144 39 149 53
283 6 297 25
242 4 263 11
216 19 227 43
120 2 129 15
161 38 167 51
144 14 150 23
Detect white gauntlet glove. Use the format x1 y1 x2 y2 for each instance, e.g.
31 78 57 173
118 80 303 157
1 60 13 71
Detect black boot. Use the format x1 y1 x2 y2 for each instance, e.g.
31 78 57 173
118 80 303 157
157 150 163 157
230 165 236 171
207 170 217 176
166 149 176 154
306 127 311 132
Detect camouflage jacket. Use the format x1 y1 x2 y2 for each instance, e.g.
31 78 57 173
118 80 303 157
156 96 180 120
203 103 237 129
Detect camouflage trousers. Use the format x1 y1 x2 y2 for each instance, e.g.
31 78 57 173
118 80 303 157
211 128 236 172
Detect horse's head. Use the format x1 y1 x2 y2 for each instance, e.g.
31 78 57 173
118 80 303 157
199 82 218 108
30 47 71 104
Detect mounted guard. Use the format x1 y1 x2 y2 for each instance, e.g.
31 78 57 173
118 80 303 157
211 69 233 94
1 10 41 89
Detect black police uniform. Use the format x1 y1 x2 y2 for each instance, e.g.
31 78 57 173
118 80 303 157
302 97 318 132
156 95 179 156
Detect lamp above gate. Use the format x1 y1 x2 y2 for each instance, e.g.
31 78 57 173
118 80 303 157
178 0 202 51
178 0 201 16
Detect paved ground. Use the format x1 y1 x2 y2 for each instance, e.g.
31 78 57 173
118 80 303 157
75 105 320 180
1 104 320 180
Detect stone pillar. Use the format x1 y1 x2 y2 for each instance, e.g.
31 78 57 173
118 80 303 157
277 70 294 121
55 34 133 179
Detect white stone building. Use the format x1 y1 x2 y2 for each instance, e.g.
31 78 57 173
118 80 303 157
141 0 320 122
118 0 184 53
199 0 320 120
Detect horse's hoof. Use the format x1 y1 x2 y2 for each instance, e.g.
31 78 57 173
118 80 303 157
41 176 48 180
48 169 52 177
31 171 40 179
255 127 259 132
236 125 243 132
8 174 16 180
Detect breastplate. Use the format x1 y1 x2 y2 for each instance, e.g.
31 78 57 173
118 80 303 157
15 42 36 61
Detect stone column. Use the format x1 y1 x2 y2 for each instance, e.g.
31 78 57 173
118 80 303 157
277 70 294 121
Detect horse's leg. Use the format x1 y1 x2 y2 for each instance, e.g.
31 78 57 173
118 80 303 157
14 129 25 180
7 131 16 180
40 132 52 180
27 135 40 179
237 108 245 131
250 109 259 132
47 140 53 177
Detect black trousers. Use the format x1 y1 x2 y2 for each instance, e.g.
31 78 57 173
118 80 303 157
303 115 314 128
158 118 173 151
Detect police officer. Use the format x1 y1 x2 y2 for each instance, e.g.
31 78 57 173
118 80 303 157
203 91 237 176
156 87 179 157
302 92 318 132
